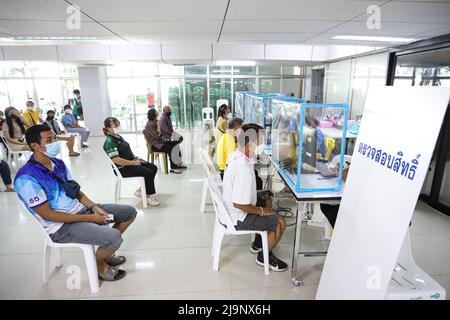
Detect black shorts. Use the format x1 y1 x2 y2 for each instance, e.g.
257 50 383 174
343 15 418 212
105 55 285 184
235 214 279 232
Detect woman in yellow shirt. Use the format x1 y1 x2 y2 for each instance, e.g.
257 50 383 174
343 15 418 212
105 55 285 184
214 104 230 144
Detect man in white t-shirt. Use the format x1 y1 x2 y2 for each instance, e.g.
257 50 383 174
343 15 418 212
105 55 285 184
223 123 287 271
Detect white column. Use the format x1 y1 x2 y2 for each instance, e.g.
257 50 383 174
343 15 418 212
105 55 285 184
77 66 111 136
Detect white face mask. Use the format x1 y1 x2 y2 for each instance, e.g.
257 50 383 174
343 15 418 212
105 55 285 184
227 113 232 119
27 106 34 111
113 127 121 135
65 109 72 114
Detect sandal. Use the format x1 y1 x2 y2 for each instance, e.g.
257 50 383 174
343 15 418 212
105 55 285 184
170 169 182 174
107 255 126 268
69 152 80 157
98 267 127 281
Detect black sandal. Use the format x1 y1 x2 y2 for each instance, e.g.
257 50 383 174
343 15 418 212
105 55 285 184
98 268 127 281
107 255 126 268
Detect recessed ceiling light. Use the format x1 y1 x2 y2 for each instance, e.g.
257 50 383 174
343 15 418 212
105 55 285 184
332 35 417 43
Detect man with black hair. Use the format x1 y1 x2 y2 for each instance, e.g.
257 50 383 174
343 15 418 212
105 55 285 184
72 89 83 120
45 110 79 157
223 123 288 271
14 125 136 281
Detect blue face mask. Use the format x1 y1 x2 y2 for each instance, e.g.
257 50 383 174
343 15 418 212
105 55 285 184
43 141 61 158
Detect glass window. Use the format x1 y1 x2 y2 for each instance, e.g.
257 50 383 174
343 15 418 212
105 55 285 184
209 78 232 115
259 78 280 93
233 66 256 75
282 78 302 97
0 80 10 109
160 79 185 129
324 59 352 105
59 64 78 78
158 64 184 76
107 64 133 77
3 62 29 77
233 78 256 92
133 78 158 131
185 66 207 75
185 78 207 129
108 78 135 132
61 79 80 106
6 79 34 110
282 66 303 75
132 63 158 77
34 79 62 116
210 66 232 75
28 62 59 77
258 65 281 75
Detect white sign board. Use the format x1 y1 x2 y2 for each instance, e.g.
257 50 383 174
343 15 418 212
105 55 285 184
316 86 450 299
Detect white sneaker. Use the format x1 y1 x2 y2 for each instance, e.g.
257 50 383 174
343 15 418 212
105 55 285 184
134 189 142 198
147 194 160 206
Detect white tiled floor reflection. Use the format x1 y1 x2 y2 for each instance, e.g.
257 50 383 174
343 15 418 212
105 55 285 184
0 134 449 300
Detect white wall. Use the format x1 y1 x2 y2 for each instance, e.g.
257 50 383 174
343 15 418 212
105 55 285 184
78 66 111 136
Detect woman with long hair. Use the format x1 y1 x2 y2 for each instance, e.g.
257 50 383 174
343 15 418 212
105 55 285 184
1 106 31 151
214 104 230 144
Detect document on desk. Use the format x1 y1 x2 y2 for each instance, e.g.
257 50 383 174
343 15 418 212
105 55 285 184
316 86 450 300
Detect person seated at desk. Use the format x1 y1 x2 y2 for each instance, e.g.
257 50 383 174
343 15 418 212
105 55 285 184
305 116 326 159
45 110 79 157
143 108 186 174
0 160 14 192
320 164 349 228
61 105 90 148
103 117 160 206
223 123 287 271
22 101 43 128
14 125 137 281
217 117 243 179
2 107 32 151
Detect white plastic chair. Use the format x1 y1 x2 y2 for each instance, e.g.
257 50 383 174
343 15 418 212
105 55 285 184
0 132 31 167
385 230 446 300
202 107 215 129
197 148 223 213
19 202 99 294
109 157 148 208
207 177 270 275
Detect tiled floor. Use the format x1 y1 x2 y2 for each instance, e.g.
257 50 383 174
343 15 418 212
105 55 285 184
0 133 449 300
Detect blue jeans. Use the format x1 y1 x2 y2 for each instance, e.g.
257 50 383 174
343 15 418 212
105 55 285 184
50 203 137 250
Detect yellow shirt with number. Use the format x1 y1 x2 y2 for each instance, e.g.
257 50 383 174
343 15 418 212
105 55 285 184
217 132 236 171
22 109 41 128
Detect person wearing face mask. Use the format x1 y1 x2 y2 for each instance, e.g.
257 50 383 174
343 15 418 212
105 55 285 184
143 108 186 174
61 105 90 148
159 105 183 143
72 89 83 120
223 123 287 271
14 125 137 281
103 117 160 206
2 106 32 151
22 101 43 129
217 117 243 179
45 110 79 157
214 104 230 144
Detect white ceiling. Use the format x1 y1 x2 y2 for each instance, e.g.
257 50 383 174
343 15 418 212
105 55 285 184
0 0 449 46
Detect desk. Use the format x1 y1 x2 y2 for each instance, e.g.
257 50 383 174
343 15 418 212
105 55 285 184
320 126 357 139
267 156 342 286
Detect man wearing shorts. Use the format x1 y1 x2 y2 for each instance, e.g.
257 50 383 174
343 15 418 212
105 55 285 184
222 123 287 271
14 125 136 282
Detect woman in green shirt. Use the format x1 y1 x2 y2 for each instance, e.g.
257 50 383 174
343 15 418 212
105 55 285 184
103 117 160 206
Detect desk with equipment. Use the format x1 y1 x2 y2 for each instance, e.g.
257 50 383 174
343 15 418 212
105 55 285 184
268 101 349 286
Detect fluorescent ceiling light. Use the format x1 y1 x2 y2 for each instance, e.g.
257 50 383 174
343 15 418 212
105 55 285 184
332 35 417 43
12 36 98 41
216 60 256 66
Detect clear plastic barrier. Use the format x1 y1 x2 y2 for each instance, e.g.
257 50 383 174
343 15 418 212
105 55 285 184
271 101 349 193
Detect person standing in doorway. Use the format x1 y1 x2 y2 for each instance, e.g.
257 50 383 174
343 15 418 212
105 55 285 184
72 89 83 120
146 88 155 109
